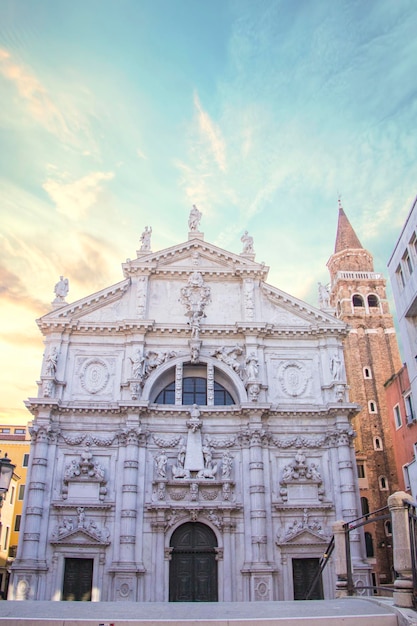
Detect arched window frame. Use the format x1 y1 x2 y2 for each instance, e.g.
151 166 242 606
367 294 380 310
352 294 365 309
360 497 369 516
373 436 383 451
363 366 372 379
143 356 247 406
379 475 389 491
368 400 377 414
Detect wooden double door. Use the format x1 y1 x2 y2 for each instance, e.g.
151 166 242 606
169 522 218 602
62 557 93 601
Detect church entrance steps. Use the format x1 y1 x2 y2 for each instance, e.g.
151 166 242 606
0 599 404 626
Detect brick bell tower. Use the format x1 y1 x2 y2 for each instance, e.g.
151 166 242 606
327 200 402 588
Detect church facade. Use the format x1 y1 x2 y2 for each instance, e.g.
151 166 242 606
10 209 368 602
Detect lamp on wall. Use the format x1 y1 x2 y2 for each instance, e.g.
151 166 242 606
0 453 15 505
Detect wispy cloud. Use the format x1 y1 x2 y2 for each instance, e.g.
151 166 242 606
0 47 70 140
0 264 47 314
43 170 114 219
193 93 227 173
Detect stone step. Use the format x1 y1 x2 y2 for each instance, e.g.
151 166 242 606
0 599 402 626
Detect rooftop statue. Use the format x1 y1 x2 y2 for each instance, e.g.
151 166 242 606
53 276 69 302
241 230 254 254
188 205 202 231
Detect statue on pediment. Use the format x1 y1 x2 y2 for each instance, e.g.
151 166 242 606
54 276 69 302
318 282 330 308
241 230 254 254
139 226 152 252
188 205 202 231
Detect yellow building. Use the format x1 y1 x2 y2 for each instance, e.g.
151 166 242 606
0 424 31 597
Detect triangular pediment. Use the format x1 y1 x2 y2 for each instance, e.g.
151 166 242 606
122 238 269 278
51 527 109 546
260 282 346 329
279 528 328 546
37 279 130 329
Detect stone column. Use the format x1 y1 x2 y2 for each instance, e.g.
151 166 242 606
388 491 414 608
248 427 267 564
222 516 236 601
332 520 348 597
111 426 142 602
335 427 362 560
10 421 53 600
119 428 140 565
246 412 274 600
19 424 51 563
152 511 167 601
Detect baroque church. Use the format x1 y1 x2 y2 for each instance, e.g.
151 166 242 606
9 207 369 602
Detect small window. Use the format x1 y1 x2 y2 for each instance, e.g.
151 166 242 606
18 484 25 500
373 436 383 450
14 428 25 435
14 515 21 532
0 428 10 434
367 295 379 308
357 463 366 479
363 367 372 379
353 294 365 307
365 532 374 557
361 496 369 516
9 486 15 505
411 233 417 258
394 404 402 428
379 476 389 491
403 250 413 275
396 264 405 288
3 527 9 550
405 394 415 424
368 401 377 413
22 454 30 467
385 520 392 536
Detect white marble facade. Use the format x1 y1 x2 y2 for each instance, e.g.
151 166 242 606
10 211 368 602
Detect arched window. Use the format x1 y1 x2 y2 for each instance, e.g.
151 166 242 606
373 436 383 451
379 476 389 491
363 367 372 379
156 377 234 406
361 497 369 516
352 294 364 307
365 532 374 557
367 294 379 308
368 401 377 413
385 520 392 536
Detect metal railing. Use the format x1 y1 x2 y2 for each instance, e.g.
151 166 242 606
304 505 395 600
304 535 334 600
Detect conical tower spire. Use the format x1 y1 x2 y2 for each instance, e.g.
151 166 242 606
327 200 374 275
334 198 363 253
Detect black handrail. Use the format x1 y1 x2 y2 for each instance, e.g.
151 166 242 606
304 535 335 600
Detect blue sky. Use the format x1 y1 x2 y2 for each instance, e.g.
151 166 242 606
1 0 417 422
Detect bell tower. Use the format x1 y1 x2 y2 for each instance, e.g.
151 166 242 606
327 200 402 587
